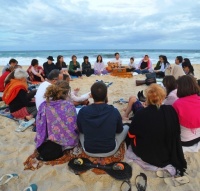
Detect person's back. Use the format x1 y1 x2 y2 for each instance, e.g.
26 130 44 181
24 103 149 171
35 81 51 110
173 75 200 146
77 81 128 157
128 84 186 175
77 103 122 153
130 105 179 167
35 80 79 150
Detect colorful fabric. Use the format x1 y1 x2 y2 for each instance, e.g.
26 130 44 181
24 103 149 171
132 100 144 114
173 94 200 129
0 71 10 92
2 79 28 105
23 142 126 174
138 57 151 69
27 65 44 81
11 107 29 119
35 100 79 148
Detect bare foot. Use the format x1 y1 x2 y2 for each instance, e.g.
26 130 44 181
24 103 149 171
122 108 127 112
122 116 129 121
25 115 33 121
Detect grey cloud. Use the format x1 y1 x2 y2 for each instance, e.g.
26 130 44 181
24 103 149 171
0 0 200 50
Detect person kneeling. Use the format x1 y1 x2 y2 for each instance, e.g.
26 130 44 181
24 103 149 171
77 81 129 157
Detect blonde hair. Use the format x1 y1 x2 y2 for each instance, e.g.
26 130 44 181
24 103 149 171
44 80 70 102
145 84 166 107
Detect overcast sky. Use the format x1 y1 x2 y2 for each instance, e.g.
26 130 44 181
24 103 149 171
0 0 200 50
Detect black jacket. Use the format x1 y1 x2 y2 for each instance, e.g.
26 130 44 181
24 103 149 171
9 90 35 113
43 62 56 77
129 105 187 175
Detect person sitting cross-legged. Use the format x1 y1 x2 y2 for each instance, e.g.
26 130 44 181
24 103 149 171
77 81 129 157
127 84 187 176
35 80 79 151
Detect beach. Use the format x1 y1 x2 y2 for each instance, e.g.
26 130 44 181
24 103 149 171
1 65 200 191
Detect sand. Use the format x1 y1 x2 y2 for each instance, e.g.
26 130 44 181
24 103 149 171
0 65 200 191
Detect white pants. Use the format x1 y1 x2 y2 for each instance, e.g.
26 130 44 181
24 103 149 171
79 125 129 157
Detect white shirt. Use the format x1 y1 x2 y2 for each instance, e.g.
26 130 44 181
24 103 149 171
71 91 90 102
128 62 136 68
112 59 122 65
158 63 167 72
35 81 51 110
180 125 200 142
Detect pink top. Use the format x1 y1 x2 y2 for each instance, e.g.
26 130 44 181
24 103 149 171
173 94 200 129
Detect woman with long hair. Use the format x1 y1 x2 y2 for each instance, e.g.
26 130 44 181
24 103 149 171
55 55 67 70
94 55 108 75
163 75 178 105
182 58 194 76
154 55 170 78
82 56 94 77
173 75 200 147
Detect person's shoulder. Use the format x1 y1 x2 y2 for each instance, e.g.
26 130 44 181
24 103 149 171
160 104 177 113
38 101 47 110
38 81 51 89
107 104 120 112
78 105 91 115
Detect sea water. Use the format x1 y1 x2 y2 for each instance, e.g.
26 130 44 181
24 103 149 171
0 49 199 66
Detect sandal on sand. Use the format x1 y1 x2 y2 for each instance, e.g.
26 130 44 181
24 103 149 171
0 173 18 186
23 184 38 191
120 180 131 191
164 176 189 187
135 173 147 191
156 170 172 178
16 118 35 132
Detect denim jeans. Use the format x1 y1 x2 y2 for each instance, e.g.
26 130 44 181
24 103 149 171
135 69 149 74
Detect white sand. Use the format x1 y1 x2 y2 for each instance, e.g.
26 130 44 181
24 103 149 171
0 65 200 191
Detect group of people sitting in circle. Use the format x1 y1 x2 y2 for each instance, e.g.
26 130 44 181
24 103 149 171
0 52 199 178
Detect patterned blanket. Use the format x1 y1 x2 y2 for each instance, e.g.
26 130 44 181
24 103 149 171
24 142 126 174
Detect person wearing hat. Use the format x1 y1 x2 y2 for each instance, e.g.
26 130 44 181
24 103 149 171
43 56 56 78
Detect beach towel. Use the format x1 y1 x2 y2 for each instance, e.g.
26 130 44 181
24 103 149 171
0 108 19 121
24 142 126 174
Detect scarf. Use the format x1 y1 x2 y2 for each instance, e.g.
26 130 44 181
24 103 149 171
2 78 28 104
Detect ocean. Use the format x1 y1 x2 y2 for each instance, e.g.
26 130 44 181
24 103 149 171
0 49 199 66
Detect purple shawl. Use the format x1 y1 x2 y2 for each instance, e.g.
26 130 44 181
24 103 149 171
35 100 79 148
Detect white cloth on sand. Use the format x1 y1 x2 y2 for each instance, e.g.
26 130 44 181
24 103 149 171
125 145 176 176
182 141 200 152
